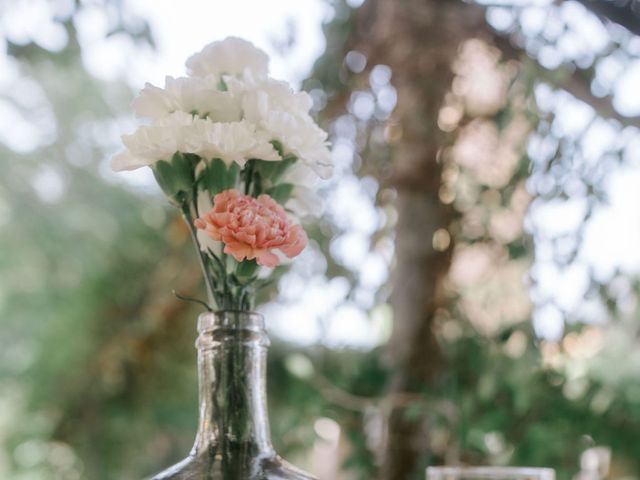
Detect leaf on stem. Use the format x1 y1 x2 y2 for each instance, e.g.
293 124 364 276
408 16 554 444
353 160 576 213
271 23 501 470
152 152 196 202
235 259 259 280
266 183 294 203
200 158 227 196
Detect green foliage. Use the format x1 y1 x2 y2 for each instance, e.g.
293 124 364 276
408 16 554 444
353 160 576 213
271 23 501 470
266 183 295 203
198 158 240 197
153 152 198 203
235 259 258 280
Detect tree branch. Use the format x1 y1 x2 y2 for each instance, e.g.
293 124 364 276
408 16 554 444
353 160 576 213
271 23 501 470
489 29 640 130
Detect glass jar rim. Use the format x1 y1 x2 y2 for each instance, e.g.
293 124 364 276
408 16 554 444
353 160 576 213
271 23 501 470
197 310 266 334
426 466 555 479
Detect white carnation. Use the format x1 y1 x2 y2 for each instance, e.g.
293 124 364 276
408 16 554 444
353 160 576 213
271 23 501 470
112 112 196 171
132 76 241 122
239 78 313 120
111 112 280 172
260 110 333 179
114 37 333 180
195 119 280 166
239 79 333 178
186 37 269 79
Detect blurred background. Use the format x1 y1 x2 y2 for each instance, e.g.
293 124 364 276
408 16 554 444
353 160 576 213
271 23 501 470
2 0 640 479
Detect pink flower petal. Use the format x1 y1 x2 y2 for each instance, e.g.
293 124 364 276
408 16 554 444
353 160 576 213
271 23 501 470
255 250 279 267
194 188 307 267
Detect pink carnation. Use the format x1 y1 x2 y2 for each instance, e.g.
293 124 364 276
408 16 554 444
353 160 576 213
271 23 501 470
194 189 308 268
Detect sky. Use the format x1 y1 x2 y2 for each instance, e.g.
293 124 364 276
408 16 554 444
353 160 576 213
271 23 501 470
126 0 332 87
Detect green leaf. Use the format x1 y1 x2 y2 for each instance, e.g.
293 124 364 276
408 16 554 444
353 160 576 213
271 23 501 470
197 159 242 197
270 140 284 157
254 157 298 184
152 160 173 195
200 158 227 196
273 156 297 180
151 152 196 202
266 183 295 203
235 259 258 280
183 153 201 168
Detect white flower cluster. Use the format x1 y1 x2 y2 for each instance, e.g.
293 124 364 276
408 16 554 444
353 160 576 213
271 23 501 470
112 37 332 179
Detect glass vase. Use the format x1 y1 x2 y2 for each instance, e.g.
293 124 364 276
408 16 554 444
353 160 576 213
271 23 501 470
150 311 316 479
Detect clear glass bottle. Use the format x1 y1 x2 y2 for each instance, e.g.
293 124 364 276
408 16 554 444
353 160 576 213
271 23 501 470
151 311 316 480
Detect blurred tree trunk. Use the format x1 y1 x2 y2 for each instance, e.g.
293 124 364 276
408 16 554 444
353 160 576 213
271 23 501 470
348 1 486 478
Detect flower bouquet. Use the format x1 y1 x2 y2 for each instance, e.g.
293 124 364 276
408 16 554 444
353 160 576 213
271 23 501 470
113 37 330 479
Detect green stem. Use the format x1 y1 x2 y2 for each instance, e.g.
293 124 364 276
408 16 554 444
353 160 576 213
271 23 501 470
243 161 254 195
173 290 212 311
221 253 237 310
207 250 232 309
180 204 217 309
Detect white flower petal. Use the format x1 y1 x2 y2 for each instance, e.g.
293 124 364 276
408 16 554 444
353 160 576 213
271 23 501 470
260 111 333 178
195 191 223 255
132 76 242 121
196 120 280 165
197 229 223 256
112 112 282 172
196 189 213 214
131 83 174 118
281 161 319 187
296 143 334 179
111 112 195 171
186 37 269 79
111 151 150 172
241 78 313 122
238 79 333 178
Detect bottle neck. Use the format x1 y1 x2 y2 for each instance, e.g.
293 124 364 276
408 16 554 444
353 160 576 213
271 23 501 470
192 311 273 455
